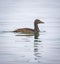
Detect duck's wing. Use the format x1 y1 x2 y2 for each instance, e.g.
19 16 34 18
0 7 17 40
24 28 34 31
13 28 34 34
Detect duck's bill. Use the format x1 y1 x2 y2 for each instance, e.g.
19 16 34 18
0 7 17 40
39 21 44 24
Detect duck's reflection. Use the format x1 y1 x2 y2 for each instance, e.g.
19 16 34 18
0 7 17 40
34 37 42 63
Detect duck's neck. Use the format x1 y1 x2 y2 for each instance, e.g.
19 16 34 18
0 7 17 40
34 24 39 32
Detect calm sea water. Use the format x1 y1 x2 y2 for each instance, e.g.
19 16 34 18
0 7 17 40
0 0 60 64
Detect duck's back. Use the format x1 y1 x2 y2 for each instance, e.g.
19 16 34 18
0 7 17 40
13 28 34 34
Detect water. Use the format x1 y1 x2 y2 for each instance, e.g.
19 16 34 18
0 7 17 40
0 0 60 64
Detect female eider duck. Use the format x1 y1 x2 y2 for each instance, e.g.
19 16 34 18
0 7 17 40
13 19 44 34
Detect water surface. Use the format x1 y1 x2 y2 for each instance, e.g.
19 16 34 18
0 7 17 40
0 0 60 64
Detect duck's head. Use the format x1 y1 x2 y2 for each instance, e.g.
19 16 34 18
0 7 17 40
34 19 44 24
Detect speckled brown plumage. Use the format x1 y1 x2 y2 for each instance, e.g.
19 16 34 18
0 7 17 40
13 19 44 34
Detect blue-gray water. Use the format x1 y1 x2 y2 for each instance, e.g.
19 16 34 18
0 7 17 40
0 0 60 64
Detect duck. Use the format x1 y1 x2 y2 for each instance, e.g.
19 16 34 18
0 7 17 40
13 19 44 34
